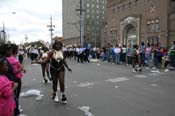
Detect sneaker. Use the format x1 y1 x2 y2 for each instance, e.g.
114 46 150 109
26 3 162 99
61 94 67 104
137 67 142 72
43 79 48 84
19 107 23 113
132 69 137 72
18 114 27 116
51 92 56 100
54 93 59 102
164 69 169 72
170 67 175 70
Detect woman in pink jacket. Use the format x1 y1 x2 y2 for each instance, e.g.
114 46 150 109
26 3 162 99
0 58 17 116
7 44 25 99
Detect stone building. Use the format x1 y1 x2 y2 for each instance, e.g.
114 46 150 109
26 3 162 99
101 0 175 48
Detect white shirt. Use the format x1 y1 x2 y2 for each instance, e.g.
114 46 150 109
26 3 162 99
122 48 127 53
114 48 121 54
32 49 39 55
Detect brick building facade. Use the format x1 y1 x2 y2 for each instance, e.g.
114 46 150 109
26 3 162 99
101 0 175 48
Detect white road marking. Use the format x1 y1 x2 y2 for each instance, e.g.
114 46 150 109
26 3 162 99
135 75 147 78
151 84 158 87
77 82 94 87
105 77 129 83
114 86 119 88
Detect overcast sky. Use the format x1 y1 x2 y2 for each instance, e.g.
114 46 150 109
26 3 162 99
0 0 62 44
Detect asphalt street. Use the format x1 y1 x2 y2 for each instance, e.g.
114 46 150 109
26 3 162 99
20 58 175 116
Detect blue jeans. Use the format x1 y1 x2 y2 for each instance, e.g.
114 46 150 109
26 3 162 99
145 54 151 66
102 54 107 61
170 55 175 67
154 57 159 67
112 54 116 63
106 53 110 62
115 53 121 64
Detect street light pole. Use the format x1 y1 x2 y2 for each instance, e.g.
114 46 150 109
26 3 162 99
47 16 55 45
2 22 6 43
76 0 86 47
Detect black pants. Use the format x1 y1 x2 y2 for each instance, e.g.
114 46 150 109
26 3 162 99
41 63 50 79
132 56 141 68
77 54 83 63
18 55 24 64
50 67 65 92
15 78 22 99
14 95 20 116
14 78 22 116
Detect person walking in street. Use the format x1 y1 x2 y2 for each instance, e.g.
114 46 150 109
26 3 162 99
18 48 25 64
132 45 142 72
31 47 39 61
38 46 51 83
35 41 72 103
0 57 17 116
168 41 175 70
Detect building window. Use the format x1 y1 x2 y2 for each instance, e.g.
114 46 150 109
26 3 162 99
147 21 151 32
97 5 99 8
87 15 89 18
147 19 159 33
87 3 89 7
155 19 160 32
92 15 94 19
92 20 94 25
110 30 118 41
92 32 95 36
97 16 99 19
92 4 94 7
150 21 155 32
92 10 94 14
86 20 90 25
97 10 99 14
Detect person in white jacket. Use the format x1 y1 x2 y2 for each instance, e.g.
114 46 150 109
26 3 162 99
114 44 121 64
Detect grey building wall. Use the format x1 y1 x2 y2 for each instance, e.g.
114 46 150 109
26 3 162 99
62 0 107 47
62 0 80 45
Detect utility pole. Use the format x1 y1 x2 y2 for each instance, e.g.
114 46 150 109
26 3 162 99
2 22 6 43
25 34 28 44
47 16 55 45
76 0 86 47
